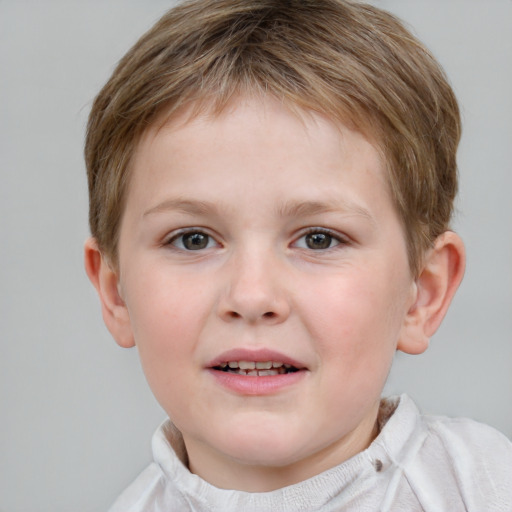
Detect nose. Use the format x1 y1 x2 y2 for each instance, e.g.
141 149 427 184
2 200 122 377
217 247 291 325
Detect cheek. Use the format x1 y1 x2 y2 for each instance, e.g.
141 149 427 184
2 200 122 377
303 269 406 368
122 270 210 397
126 264 211 339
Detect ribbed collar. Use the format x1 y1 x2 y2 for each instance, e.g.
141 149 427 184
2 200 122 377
150 395 422 511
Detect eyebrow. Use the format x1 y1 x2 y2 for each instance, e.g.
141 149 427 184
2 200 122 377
275 199 374 223
143 197 375 224
143 199 217 217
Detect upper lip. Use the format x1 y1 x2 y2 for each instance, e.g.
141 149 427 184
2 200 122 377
206 348 307 370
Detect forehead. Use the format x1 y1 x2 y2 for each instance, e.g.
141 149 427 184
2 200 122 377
126 95 392 219
148 92 383 156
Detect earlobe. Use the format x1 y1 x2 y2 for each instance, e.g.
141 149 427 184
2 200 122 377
84 238 135 348
397 231 466 355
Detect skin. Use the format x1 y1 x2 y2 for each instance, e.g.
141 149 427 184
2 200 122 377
85 95 465 492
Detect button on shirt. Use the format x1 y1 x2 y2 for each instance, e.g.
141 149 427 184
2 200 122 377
108 395 512 512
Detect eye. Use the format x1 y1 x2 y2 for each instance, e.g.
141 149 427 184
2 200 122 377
168 230 218 251
294 229 342 250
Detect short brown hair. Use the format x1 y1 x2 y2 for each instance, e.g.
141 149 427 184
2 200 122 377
85 0 461 276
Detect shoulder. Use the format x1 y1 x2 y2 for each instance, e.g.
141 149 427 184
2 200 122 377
385 395 512 466
420 409 512 509
380 395 512 510
107 463 166 512
107 420 193 512
423 411 512 465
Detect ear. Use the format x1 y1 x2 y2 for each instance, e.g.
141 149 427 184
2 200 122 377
397 231 466 355
84 238 135 348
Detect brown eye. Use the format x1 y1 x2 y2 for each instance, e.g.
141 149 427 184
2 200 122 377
305 232 333 250
182 232 209 250
170 231 216 250
293 229 342 250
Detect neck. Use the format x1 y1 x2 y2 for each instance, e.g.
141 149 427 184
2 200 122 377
183 403 381 492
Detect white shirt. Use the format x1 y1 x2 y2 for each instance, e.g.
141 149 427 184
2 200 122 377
108 395 512 511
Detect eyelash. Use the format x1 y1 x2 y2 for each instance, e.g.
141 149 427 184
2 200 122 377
293 228 348 251
165 228 219 251
164 227 348 252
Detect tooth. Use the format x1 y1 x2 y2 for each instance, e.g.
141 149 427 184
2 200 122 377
258 370 279 376
228 361 239 368
247 370 258 376
239 361 256 370
255 361 272 369
220 362 227 368
284 364 291 369
272 362 282 368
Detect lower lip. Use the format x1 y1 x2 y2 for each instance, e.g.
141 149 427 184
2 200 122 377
207 369 307 395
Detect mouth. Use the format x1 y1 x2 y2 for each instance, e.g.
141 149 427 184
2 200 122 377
207 349 307 394
213 360 300 377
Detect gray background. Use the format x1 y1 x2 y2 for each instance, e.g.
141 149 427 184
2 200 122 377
1 1 511 511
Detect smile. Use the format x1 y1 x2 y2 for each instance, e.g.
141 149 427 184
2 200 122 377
213 361 299 376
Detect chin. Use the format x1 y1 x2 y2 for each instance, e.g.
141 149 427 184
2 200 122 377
214 426 311 467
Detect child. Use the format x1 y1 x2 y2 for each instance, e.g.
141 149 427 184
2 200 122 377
84 0 512 510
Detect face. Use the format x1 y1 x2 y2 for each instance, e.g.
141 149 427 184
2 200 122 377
116 96 417 490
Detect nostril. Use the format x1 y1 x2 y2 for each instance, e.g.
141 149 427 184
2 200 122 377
221 307 285 322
